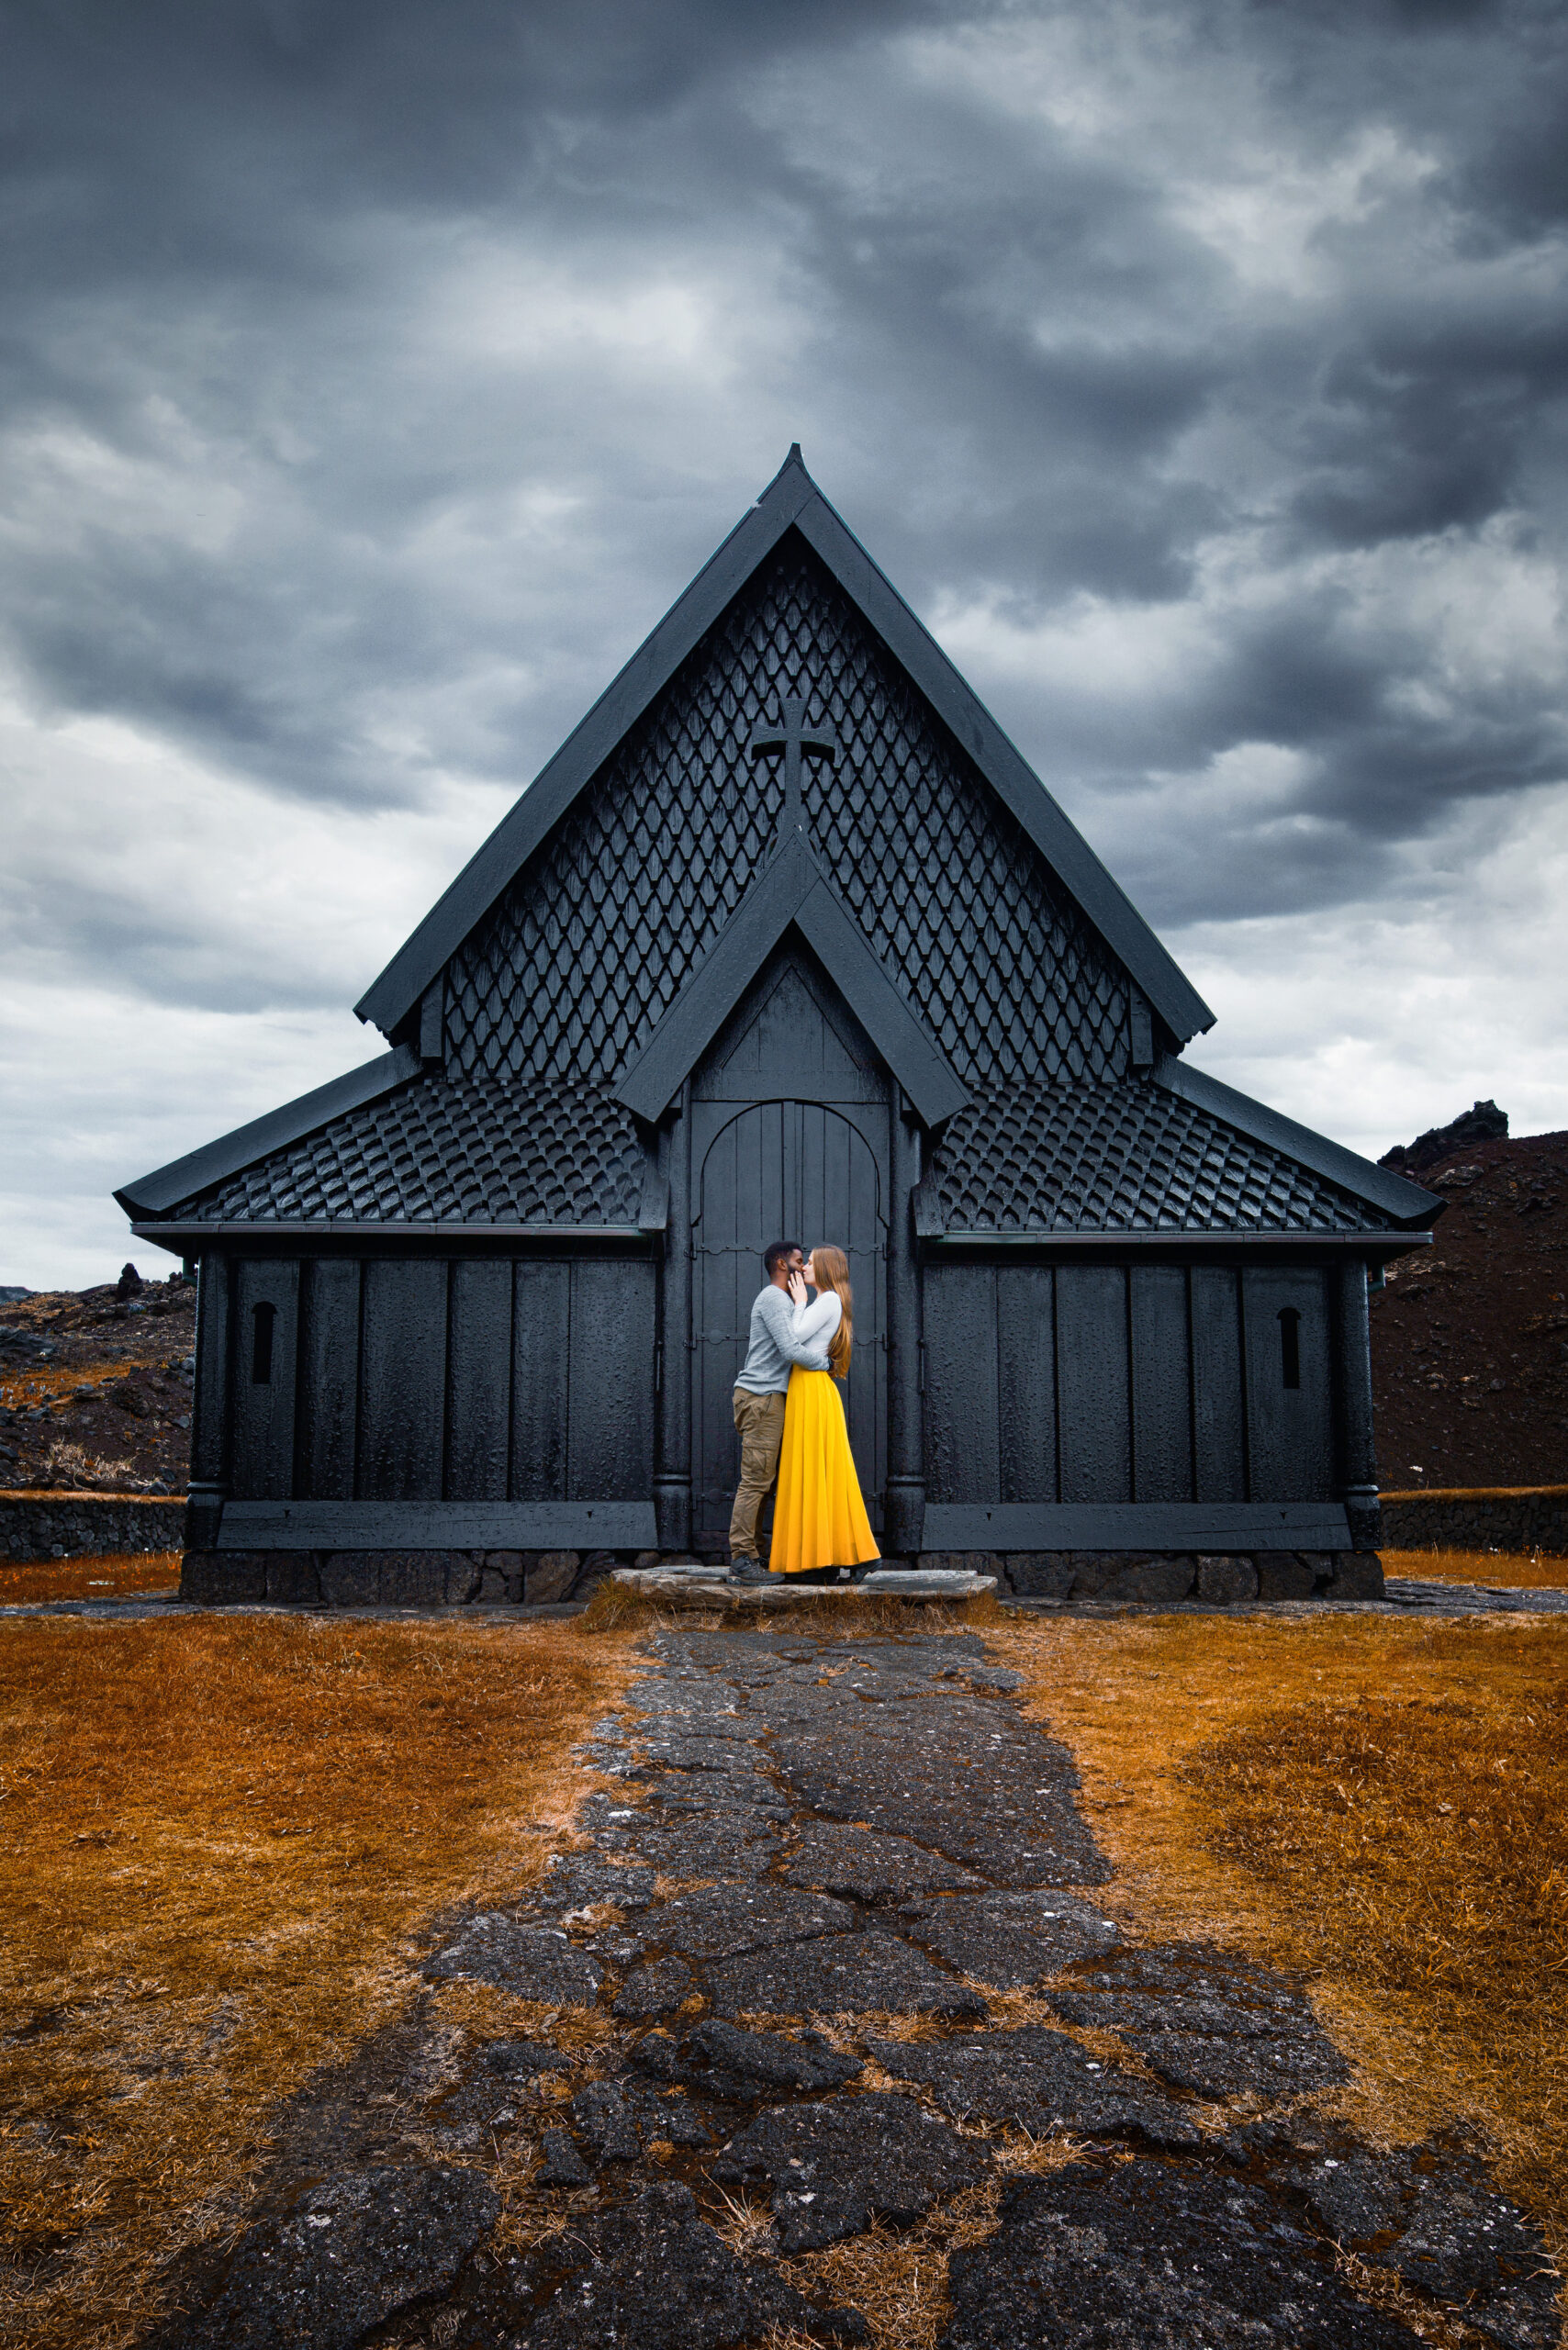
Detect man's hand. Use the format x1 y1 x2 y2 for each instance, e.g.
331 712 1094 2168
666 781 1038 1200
787 1270 808 1308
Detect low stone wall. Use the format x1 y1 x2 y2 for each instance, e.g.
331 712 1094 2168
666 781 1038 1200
2 1490 186 1561
1379 1488 1568 1556
919 1550 1385 1603
180 1547 655 1606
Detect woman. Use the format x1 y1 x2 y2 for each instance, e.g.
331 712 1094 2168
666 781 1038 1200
769 1246 880 1578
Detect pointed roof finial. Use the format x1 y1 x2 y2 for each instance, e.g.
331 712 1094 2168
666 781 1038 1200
787 442 803 463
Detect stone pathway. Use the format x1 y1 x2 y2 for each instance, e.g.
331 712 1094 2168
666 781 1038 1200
146 1624 1561 2350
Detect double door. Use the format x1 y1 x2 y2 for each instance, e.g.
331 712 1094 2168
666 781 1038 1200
690 1096 888 1536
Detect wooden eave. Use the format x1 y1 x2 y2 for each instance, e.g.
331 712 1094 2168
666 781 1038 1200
1151 1057 1445 1229
354 447 1216 1047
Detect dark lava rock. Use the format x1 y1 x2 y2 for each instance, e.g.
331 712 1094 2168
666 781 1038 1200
637 2087 712 2148
939 2161 1423 2349
180 2165 498 2350
536 1856 657 1914
624 1820 784 1880
535 2127 591 2188
639 1885 856 1960
766 1692 1110 1888
644 1773 788 1817
612 1957 694 2019
568 2080 643 2161
425 1915 602 2004
784 1822 986 1901
633 2020 862 2101
899 1890 1118 1987
1049 1945 1348 2099
469 2181 866 2348
1283 2143 1560 2350
637 1733 768 1770
714 2091 988 2251
708 1930 987 2020
475 2038 577 2079
868 2028 1201 2148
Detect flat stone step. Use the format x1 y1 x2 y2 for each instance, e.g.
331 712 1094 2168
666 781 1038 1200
610 1568 995 1606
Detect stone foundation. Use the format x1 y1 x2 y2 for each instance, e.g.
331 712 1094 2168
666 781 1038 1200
178 1546 656 1606
179 1542 1385 1607
2 1491 186 1561
919 1550 1385 1604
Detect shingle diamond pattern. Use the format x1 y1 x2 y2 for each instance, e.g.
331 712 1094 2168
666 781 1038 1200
931 1080 1390 1233
176 1075 646 1225
447 539 1129 1089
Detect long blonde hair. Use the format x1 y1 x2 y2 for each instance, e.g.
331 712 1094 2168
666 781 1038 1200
809 1246 854 1379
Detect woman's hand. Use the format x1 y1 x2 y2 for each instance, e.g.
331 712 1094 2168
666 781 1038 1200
787 1270 808 1308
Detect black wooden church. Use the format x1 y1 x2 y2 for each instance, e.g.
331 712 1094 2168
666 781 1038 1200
119 450 1439 1602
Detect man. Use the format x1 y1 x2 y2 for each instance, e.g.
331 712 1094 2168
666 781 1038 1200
727 1239 805 1584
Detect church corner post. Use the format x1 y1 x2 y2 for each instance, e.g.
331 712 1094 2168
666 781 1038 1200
653 1085 693 1551
1331 1256 1380 1550
883 1089 925 1557
185 1251 231 1551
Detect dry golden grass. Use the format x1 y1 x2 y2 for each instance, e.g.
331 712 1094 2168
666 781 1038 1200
0 1612 640 2350
1383 1545 1568 1590
988 1610 1568 2255
0 1550 182 1606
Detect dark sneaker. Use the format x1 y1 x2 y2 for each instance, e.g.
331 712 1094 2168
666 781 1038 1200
726 1554 772 1585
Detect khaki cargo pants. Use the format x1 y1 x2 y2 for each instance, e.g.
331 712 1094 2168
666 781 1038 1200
729 1385 787 1560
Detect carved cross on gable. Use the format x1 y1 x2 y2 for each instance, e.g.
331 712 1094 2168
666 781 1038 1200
747 696 838 841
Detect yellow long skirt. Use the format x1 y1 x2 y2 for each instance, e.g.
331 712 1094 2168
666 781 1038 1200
770 1368 881 1574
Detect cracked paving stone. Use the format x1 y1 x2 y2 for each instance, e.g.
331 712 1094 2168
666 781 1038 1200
473 2039 577 2079
534 1856 656 1914
639 1885 857 1960
714 2090 988 2252
898 1890 1119 1987
424 1916 603 2004
611 1956 694 2019
784 1822 987 1901
1280 2143 1561 2350
177 2165 498 2350
868 2027 1202 2148
568 2079 644 2161
535 2128 590 2188
766 1701 1110 1889
620 1819 784 1880
633 2020 862 2101
456 2181 867 2348
940 2162 1428 2350
938 2159 1423 2349
1049 1947 1349 2098
708 1930 988 2020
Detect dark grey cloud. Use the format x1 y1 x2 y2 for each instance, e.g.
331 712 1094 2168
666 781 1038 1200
0 0 1564 955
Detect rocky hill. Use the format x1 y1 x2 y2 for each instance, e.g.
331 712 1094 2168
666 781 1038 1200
0 1265 196 1493
1371 1112 1568 1490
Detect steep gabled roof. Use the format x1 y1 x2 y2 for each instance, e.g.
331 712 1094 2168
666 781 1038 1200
613 833 969 1126
356 448 1215 1047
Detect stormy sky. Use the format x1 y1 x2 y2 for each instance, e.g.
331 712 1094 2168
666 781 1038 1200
2 0 1565 1285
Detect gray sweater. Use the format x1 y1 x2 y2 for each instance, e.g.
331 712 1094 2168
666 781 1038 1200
734 1286 839 1393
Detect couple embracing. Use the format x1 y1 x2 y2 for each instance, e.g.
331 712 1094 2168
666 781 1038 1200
727 1240 880 1586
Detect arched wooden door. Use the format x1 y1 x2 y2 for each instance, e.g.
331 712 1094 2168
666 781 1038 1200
692 1101 887 1539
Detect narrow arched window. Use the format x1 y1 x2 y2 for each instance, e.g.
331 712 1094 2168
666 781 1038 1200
252 1301 276 1385
1278 1305 1301 1391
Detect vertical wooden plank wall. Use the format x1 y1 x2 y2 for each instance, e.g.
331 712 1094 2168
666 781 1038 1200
230 1259 300 1499
297 1258 361 1498
511 1260 570 1500
567 1259 655 1502
358 1260 447 1500
1129 1264 1193 1502
446 1259 512 1500
1191 1266 1247 1502
997 1266 1056 1504
1055 1265 1132 1503
1242 1266 1334 1500
922 1265 1000 1503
